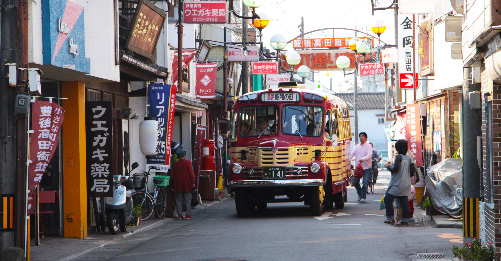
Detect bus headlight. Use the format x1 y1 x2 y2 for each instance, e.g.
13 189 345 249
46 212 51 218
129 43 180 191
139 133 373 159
232 164 243 174
310 163 320 173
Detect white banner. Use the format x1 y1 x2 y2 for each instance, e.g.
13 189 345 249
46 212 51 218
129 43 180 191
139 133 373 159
398 14 414 83
266 74 290 85
228 46 260 62
382 48 398 63
399 0 433 14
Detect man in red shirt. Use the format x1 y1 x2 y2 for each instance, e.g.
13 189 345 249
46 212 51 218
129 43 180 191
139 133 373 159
172 149 195 220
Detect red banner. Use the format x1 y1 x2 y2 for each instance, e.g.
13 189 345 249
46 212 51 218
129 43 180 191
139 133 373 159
165 85 177 166
183 1 228 24
252 62 278 74
359 63 384 76
172 50 197 84
27 101 65 213
195 63 217 99
405 104 423 167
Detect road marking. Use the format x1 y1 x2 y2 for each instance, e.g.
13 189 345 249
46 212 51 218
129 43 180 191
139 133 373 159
332 212 351 217
365 214 385 216
314 211 333 220
331 224 362 226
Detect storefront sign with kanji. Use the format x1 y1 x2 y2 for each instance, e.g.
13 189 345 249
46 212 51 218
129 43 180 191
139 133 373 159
227 46 259 62
252 62 278 74
405 103 423 167
292 37 371 49
359 63 384 76
398 14 418 89
196 63 217 99
86 101 113 197
183 1 227 24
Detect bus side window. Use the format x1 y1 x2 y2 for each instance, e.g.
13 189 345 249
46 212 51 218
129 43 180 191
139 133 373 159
325 110 331 139
231 112 237 140
332 110 339 137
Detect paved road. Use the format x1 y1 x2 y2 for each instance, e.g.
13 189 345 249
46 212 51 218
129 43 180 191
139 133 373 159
33 170 462 261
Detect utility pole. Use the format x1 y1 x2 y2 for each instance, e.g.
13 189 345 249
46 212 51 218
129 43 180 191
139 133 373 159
1 0 21 254
354 58 358 143
241 4 248 94
177 0 183 94
299 16 304 39
15 0 29 252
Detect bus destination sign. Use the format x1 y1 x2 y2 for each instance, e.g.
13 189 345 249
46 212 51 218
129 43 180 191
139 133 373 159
262 92 299 102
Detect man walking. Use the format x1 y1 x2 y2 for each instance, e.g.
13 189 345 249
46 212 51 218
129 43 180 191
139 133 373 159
349 132 372 202
171 149 195 220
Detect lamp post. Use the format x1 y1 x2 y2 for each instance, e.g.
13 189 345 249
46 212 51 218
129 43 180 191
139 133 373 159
372 20 386 62
269 33 287 73
297 65 310 83
285 50 301 80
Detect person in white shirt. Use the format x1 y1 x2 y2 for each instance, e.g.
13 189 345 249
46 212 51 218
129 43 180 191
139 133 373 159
349 132 373 202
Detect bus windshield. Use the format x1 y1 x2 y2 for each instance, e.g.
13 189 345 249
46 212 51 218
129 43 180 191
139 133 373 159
238 106 279 137
282 106 323 137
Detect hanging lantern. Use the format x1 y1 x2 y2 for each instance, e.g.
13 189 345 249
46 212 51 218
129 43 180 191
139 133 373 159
139 117 159 156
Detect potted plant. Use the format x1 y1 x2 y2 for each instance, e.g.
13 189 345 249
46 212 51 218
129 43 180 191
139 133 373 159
452 238 494 261
132 204 142 226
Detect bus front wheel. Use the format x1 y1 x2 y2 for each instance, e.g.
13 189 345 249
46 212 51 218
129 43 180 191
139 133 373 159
309 187 323 216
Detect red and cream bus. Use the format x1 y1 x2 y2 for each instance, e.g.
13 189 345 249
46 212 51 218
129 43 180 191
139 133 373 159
228 83 353 217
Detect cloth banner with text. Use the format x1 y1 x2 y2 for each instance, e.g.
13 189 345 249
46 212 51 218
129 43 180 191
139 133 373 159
195 63 217 99
405 103 423 167
171 50 197 84
27 100 65 214
147 83 177 171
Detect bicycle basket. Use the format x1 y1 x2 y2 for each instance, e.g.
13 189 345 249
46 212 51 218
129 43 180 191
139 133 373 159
133 174 146 190
153 176 170 187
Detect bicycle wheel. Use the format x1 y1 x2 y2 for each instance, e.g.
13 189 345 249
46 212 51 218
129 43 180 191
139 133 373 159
132 192 154 221
154 187 167 218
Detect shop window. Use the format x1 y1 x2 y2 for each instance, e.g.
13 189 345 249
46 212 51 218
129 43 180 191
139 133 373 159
378 117 384 124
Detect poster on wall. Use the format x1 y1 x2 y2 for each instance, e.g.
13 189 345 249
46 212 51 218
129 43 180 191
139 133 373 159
27 100 65 213
86 101 113 197
147 83 177 171
195 63 217 99
405 103 423 167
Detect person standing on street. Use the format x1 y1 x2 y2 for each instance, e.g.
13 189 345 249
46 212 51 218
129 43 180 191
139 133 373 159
349 132 373 202
171 149 195 220
383 139 413 226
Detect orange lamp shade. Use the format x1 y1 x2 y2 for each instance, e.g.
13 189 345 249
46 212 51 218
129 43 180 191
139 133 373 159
253 19 269 30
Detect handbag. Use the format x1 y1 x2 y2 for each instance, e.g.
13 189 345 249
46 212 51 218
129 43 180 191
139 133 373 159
380 195 386 210
191 189 199 206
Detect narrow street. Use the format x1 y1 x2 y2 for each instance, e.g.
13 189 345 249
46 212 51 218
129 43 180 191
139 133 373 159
32 170 462 260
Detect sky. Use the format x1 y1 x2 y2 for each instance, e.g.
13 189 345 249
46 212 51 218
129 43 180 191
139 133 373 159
251 0 398 92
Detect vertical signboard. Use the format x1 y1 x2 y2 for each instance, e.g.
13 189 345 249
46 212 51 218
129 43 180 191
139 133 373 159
398 14 417 89
195 63 217 99
405 104 423 167
147 83 177 171
27 101 65 213
86 101 113 197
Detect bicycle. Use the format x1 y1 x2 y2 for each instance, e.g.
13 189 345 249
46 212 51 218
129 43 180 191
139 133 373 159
132 166 170 221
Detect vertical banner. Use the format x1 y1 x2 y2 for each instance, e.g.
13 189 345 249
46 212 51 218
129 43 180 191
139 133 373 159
86 101 113 197
171 50 197 84
27 101 65 213
195 63 217 99
405 104 423 167
147 83 177 171
398 14 418 89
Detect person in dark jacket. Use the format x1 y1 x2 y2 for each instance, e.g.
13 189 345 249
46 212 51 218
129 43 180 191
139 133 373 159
171 149 195 220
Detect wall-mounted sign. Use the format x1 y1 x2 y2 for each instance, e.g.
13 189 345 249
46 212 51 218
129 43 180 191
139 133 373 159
252 62 278 74
292 37 372 49
282 50 377 71
42 0 90 73
228 46 260 62
399 73 419 89
266 74 290 85
195 63 217 99
183 1 228 24
126 0 166 59
398 14 418 89
359 63 384 76
86 101 114 197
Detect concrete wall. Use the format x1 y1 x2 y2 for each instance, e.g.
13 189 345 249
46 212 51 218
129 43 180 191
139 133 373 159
350 109 388 152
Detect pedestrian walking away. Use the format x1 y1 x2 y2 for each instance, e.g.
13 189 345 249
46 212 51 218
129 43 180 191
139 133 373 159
349 132 372 202
171 149 195 220
383 139 413 227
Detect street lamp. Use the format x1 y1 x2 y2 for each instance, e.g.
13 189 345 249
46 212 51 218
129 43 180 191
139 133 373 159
270 34 287 51
243 0 264 8
297 65 310 83
253 12 269 42
285 50 301 80
372 20 386 62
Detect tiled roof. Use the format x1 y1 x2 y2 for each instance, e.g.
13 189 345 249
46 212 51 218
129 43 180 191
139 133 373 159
332 92 385 110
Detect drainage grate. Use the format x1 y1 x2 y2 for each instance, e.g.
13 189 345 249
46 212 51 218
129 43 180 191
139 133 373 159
413 253 448 259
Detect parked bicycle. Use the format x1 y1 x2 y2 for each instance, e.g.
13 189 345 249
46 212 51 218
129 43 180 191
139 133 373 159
131 166 170 221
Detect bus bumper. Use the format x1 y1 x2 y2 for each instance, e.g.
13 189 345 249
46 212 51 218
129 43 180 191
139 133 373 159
229 179 324 188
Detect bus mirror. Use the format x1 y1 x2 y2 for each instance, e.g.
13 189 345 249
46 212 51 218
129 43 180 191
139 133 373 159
332 134 338 147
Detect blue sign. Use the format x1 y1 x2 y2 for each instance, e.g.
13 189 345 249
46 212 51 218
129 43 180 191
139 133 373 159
42 0 90 73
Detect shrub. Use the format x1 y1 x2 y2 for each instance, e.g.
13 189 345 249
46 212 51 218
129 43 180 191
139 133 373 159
452 238 494 261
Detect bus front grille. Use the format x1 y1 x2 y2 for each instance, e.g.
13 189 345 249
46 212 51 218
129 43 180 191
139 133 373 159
260 148 291 166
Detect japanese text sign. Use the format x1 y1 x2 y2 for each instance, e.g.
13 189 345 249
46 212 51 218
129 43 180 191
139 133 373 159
292 37 371 49
86 101 113 197
252 62 278 74
183 1 227 24
196 63 217 99
126 0 166 59
359 63 384 76
147 83 177 171
282 50 375 71
405 103 423 167
398 15 418 89
266 74 290 85
227 46 260 62
27 101 65 213
172 50 197 84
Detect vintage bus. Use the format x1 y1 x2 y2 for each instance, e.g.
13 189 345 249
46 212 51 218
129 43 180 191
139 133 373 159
228 83 353 217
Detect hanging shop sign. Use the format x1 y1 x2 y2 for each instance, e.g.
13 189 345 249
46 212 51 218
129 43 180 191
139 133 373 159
398 14 418 89
292 37 371 49
252 62 278 74
183 1 228 24
266 74 290 85
172 50 197 84
126 0 166 59
42 0 90 73
382 48 398 63
359 63 384 76
147 83 177 171
27 101 65 214
195 63 218 99
405 103 423 167
227 46 260 62
283 50 377 71
86 101 113 197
